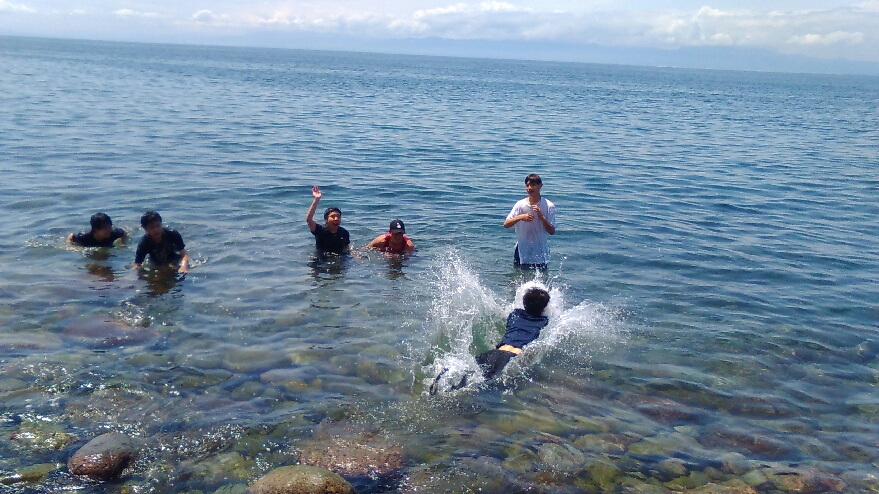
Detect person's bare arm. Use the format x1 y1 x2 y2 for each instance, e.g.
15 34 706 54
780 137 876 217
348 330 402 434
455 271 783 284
504 212 533 228
177 249 191 273
305 185 322 232
531 204 555 234
365 234 385 250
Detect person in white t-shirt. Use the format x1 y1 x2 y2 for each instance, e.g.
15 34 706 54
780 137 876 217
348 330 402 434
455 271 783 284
503 174 556 268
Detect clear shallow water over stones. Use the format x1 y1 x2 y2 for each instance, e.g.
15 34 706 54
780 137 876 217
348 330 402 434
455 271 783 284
1 36 878 492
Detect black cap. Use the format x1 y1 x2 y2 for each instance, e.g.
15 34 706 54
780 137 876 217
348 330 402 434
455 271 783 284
389 219 405 233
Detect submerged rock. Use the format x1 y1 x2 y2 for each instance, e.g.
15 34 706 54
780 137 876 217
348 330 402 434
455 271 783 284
62 316 159 348
177 451 255 485
573 433 629 454
699 426 794 460
584 458 624 490
656 457 689 479
10 423 77 452
537 442 586 471
246 465 355 494
763 467 847 493
297 420 404 480
678 479 758 493
0 463 56 485
67 432 135 481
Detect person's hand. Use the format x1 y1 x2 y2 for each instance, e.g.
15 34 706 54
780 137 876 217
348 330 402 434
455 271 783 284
312 185 322 199
521 213 534 222
531 204 544 219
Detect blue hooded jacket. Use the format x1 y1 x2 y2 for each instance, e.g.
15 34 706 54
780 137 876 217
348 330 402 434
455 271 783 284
500 308 549 349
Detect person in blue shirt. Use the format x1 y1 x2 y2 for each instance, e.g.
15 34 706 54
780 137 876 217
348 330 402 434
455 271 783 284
475 287 551 379
430 287 550 394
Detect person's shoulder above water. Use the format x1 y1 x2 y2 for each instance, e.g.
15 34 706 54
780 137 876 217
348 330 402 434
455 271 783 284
366 219 414 254
501 287 551 348
133 211 190 273
68 212 127 248
305 185 352 255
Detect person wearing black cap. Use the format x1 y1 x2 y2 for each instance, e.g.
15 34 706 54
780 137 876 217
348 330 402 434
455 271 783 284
366 219 415 254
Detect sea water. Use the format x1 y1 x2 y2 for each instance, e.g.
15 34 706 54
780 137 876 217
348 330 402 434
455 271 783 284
1 36 878 493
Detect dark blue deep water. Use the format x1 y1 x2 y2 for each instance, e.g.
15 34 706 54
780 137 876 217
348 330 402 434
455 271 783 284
1 36 878 493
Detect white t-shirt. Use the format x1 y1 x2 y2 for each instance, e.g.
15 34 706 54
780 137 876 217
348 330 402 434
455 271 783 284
507 197 556 264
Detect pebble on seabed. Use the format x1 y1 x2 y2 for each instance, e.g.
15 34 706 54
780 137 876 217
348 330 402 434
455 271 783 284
67 432 135 481
246 465 354 494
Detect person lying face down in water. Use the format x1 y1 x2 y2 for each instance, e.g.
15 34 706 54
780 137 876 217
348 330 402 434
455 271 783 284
430 287 550 394
365 219 415 254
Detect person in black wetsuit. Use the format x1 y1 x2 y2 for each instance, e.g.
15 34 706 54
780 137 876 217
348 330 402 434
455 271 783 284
430 287 551 394
68 212 127 247
133 211 190 273
305 185 351 255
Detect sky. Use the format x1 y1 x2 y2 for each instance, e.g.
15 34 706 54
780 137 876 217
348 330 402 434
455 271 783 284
2 1 878 73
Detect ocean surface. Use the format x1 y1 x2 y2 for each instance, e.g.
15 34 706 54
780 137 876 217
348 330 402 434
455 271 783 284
1 36 878 493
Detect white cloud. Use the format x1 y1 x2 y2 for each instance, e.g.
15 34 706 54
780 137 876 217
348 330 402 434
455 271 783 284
192 9 213 22
414 3 470 19
3 1 878 64
855 1 879 12
0 0 35 13
479 2 520 12
149 2 877 61
787 30 864 45
114 9 159 18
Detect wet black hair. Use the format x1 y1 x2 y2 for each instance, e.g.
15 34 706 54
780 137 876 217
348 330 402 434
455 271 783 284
90 212 112 231
523 287 550 316
323 207 342 221
140 211 162 229
525 173 543 186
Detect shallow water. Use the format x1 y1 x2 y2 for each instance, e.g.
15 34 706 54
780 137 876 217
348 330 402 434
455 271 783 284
1 36 878 493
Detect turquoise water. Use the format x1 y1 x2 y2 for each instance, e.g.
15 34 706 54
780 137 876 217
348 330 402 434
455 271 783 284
1 36 878 492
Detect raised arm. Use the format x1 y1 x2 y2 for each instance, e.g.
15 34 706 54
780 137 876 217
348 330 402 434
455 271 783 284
305 185 322 232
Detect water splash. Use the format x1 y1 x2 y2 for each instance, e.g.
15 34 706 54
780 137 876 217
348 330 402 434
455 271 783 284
419 251 623 395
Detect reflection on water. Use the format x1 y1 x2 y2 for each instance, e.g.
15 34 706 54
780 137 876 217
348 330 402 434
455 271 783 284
382 253 406 280
308 253 349 283
137 267 183 297
85 248 112 262
85 262 115 282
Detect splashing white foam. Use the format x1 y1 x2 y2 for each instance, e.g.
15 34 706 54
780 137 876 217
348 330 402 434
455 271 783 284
420 251 623 395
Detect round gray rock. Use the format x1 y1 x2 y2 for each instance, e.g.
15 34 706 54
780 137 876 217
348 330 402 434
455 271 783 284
247 465 355 494
67 432 134 481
